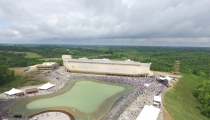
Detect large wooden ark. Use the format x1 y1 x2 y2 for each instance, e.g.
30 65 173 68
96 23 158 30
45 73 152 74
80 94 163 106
62 55 153 76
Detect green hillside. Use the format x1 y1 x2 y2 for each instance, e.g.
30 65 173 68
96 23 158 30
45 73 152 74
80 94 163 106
164 74 209 120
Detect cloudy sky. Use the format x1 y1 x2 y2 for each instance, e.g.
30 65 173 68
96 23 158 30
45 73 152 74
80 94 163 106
0 0 210 47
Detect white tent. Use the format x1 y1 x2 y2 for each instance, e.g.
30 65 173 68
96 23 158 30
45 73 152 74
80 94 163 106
158 76 173 81
144 83 150 87
154 96 161 103
153 102 159 106
136 105 160 120
38 82 55 90
165 76 173 81
4 88 23 95
158 77 166 80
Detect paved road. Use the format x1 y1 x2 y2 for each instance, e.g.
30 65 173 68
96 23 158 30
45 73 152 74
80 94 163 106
0 98 28 120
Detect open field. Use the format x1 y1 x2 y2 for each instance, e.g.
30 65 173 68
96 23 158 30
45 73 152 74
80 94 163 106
24 52 43 58
10 67 48 81
0 51 43 58
0 67 47 93
163 74 209 120
15 52 42 58
39 58 62 61
10 67 31 77
11 67 49 82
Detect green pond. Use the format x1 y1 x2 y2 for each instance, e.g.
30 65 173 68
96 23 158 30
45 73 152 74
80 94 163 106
27 81 124 113
10 79 134 119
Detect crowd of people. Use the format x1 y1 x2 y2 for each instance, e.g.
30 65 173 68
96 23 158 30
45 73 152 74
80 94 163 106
53 67 167 120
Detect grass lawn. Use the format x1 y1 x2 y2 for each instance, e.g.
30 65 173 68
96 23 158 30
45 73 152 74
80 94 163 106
24 52 43 58
0 51 43 58
163 74 209 120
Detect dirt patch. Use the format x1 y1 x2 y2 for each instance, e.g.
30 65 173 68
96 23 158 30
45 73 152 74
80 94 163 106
162 107 174 120
30 72 48 81
9 67 49 82
10 67 30 77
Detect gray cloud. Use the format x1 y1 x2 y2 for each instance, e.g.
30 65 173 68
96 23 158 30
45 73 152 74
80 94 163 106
0 0 210 46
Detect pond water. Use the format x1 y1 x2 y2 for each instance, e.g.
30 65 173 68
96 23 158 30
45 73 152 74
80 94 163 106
27 81 124 113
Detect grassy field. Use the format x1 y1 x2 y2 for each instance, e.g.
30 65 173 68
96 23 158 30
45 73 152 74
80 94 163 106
24 52 42 58
0 51 43 58
0 67 47 93
163 74 209 120
15 52 42 58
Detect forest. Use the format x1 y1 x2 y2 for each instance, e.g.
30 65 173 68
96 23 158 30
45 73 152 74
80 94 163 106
0 44 209 117
193 80 210 117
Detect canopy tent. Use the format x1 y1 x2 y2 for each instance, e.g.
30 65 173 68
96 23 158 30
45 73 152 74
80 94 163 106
38 82 55 90
154 96 161 103
4 88 23 95
153 102 159 106
144 83 150 87
158 76 173 81
165 76 173 81
136 105 160 120
158 77 166 80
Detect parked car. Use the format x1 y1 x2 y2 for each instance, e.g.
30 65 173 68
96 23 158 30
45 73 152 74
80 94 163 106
14 114 22 118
